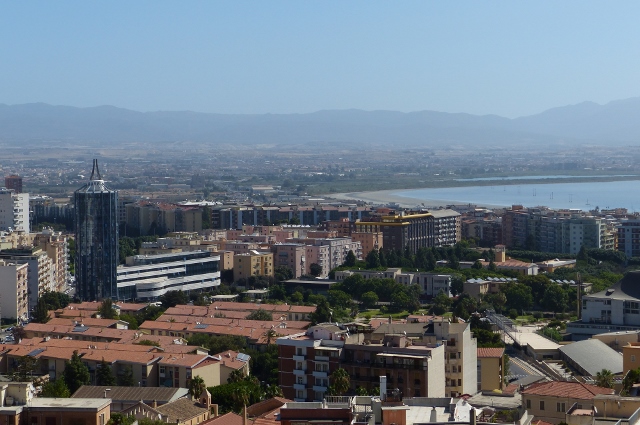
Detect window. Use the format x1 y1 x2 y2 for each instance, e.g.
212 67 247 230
632 355 636 363
526 400 531 409
557 403 566 412
540 401 545 410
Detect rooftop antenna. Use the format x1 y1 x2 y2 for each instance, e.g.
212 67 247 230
90 159 102 181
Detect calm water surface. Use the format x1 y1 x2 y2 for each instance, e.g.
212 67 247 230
395 179 640 211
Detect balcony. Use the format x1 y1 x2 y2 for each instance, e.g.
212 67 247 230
293 383 306 390
315 355 330 362
293 369 306 376
293 355 306 362
312 385 327 392
312 370 328 378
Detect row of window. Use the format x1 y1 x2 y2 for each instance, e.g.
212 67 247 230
525 400 566 412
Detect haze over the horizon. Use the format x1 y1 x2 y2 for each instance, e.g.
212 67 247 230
2 1 640 118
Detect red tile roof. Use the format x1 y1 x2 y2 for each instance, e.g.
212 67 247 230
477 347 505 358
522 381 614 399
201 413 243 425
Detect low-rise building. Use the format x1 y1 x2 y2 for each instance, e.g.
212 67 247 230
521 381 614 424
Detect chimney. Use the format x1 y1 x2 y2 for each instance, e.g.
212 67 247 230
211 404 218 417
470 408 477 425
430 406 438 422
152 400 157 408
379 376 387 400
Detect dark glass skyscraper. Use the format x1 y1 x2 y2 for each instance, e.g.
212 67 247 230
74 159 118 300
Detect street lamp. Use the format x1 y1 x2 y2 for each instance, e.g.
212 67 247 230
103 388 111 398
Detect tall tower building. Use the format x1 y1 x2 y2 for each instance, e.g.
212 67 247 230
74 160 118 300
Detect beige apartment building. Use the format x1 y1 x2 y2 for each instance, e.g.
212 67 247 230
233 251 274 280
34 228 69 292
0 260 29 322
351 231 383 257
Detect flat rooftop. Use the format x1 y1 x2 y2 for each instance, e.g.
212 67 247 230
28 398 111 410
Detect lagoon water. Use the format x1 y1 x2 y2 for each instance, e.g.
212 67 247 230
394 179 640 211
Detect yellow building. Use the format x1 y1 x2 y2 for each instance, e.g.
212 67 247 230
477 347 505 392
233 251 274 280
622 342 640 373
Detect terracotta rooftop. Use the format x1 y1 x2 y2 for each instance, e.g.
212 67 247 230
214 350 250 371
201 412 243 425
521 381 614 399
155 398 209 423
477 347 505 358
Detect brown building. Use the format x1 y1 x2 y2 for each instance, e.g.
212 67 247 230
4 175 22 194
355 213 434 254
277 325 446 402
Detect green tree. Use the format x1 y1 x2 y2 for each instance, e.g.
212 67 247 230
431 291 453 315
63 351 90 393
503 283 533 312
595 369 614 389
309 263 322 277
40 291 71 310
344 250 357 267
274 266 294 282
117 365 136 387
541 284 568 313
328 289 352 309
98 298 118 319
366 249 381 269
159 290 188 308
310 297 333 324
622 367 640 395
328 368 350 395
119 313 139 330
360 291 379 309
95 359 116 386
41 378 71 397
12 355 39 382
246 309 272 321
265 384 283 398
33 297 51 324
447 254 460 270
107 413 136 425
378 249 387 267
189 375 207 398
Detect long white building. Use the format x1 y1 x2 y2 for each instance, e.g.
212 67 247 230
117 250 221 301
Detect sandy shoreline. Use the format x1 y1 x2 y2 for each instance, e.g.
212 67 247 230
330 189 458 208
329 189 506 209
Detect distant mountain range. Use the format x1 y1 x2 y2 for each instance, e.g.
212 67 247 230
1 98 640 146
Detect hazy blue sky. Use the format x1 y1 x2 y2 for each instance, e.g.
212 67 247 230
2 1 639 117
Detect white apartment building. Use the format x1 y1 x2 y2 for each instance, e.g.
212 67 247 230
0 189 29 233
0 260 29 323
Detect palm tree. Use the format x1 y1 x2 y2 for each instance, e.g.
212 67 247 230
188 375 206 399
595 369 614 389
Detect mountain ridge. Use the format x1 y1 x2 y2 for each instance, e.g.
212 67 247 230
1 98 639 146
